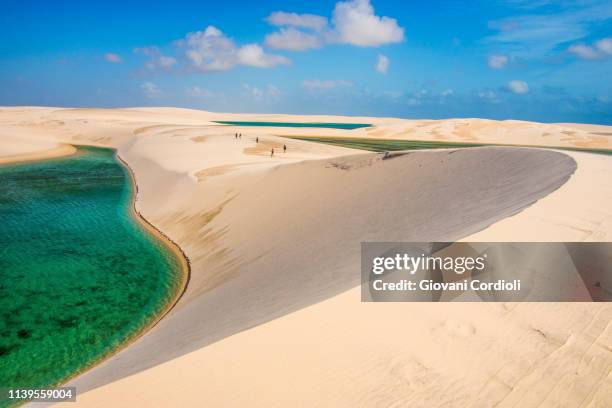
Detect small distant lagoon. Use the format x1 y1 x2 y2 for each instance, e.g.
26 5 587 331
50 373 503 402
0 147 184 405
213 121 371 130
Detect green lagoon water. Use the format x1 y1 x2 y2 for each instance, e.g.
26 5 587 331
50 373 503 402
0 147 183 403
213 120 371 129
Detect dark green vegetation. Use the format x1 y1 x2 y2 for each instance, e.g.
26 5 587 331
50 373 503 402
286 136 612 155
213 121 371 130
0 147 183 406
285 136 486 152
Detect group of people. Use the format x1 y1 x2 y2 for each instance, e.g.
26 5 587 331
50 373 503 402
270 144 287 157
233 132 287 157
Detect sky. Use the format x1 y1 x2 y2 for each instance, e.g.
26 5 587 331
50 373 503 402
1 0 611 124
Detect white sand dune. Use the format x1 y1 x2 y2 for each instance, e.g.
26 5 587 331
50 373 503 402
66 145 577 393
1 107 610 407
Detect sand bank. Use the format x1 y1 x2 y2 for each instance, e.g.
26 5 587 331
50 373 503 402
0 142 76 165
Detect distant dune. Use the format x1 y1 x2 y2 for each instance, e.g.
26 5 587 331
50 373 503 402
1 107 610 407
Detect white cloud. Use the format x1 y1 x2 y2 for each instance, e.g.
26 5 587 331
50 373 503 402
144 55 177 70
488 54 508 69
479 90 495 98
441 89 453 97
265 0 404 51
186 86 214 98
130 1 404 75
135 46 158 57
104 53 122 63
568 43 600 59
135 46 177 71
184 26 238 71
141 82 161 98
478 90 499 102
267 84 281 97
236 44 290 68
597 38 612 55
302 79 353 91
265 27 323 51
241 83 282 100
568 37 612 60
157 55 178 69
507 80 529 94
266 11 328 31
242 83 263 99
182 26 289 71
332 0 404 46
485 1 612 59
376 54 389 74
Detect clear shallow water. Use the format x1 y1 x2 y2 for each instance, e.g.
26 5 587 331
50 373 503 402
213 120 371 129
0 147 183 403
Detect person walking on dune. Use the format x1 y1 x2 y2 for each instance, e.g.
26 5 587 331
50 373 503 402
283 144 287 153
271 148 274 157
256 137 259 143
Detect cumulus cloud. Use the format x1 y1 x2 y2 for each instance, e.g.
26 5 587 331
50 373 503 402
241 83 282 100
597 38 612 54
104 53 122 63
488 54 508 69
135 46 177 71
266 11 328 31
441 89 453 97
568 44 600 59
182 26 289 71
186 86 214 98
568 37 612 60
157 56 178 69
265 0 404 51
141 82 161 98
479 90 496 98
332 0 404 46
265 27 324 51
236 44 290 68
507 80 529 94
132 1 402 74
376 54 389 74
302 79 353 91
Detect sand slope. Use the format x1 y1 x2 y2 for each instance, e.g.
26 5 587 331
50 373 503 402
72 293 612 408
63 145 578 397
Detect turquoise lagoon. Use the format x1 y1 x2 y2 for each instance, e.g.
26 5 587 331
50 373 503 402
213 120 371 129
0 147 184 402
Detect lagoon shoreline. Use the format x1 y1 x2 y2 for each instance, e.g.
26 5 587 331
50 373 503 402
0 145 190 403
49 147 192 391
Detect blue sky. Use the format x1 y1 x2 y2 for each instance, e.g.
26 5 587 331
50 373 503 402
1 0 611 123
